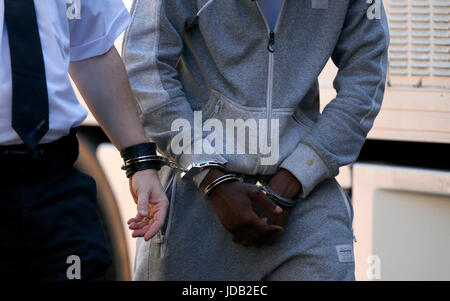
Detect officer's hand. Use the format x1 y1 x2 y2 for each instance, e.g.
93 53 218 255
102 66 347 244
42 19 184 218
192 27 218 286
127 169 169 241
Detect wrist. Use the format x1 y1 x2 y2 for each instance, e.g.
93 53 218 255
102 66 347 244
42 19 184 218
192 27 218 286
200 168 227 191
269 169 302 199
120 142 162 178
203 173 241 196
132 168 159 177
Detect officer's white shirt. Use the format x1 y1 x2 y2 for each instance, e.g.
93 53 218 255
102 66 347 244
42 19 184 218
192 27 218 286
0 0 131 145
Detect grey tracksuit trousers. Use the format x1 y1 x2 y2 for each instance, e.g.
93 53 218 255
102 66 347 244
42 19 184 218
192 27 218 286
133 167 355 281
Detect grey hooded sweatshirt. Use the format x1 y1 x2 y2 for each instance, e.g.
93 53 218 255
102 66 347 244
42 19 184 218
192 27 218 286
123 0 389 198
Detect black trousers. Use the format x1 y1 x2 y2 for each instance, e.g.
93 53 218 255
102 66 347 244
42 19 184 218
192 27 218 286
0 131 111 280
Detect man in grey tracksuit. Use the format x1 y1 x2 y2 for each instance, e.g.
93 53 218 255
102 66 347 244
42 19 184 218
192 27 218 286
123 0 389 280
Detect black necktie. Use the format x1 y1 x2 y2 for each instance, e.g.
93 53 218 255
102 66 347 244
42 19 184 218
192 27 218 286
4 0 49 149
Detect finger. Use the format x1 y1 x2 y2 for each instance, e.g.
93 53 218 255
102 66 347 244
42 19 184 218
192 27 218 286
232 234 242 244
255 220 275 246
260 220 284 246
252 189 283 214
131 229 145 238
143 222 163 241
252 201 268 218
132 224 153 238
141 216 165 241
143 213 167 241
129 218 153 230
264 231 281 246
241 240 252 247
234 222 264 247
249 212 284 233
265 224 284 245
127 216 144 224
231 223 255 246
243 235 263 248
237 229 263 248
246 214 283 244
134 205 167 240
127 214 150 226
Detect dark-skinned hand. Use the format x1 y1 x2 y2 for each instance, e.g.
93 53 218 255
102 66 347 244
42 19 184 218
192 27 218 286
201 168 284 247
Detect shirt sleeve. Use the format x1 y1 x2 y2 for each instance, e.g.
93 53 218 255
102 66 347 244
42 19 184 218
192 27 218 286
69 0 131 61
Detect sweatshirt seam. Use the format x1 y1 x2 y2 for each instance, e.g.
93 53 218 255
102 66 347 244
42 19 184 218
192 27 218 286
359 55 382 128
140 96 186 116
360 20 389 128
125 0 171 114
122 0 145 114
322 105 366 137
154 0 174 104
121 0 138 62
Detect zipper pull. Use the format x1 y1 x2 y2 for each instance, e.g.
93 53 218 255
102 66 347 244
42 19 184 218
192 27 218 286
214 99 222 114
267 31 275 53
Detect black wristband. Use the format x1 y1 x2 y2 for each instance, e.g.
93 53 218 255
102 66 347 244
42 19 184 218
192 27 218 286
120 142 157 160
120 143 162 178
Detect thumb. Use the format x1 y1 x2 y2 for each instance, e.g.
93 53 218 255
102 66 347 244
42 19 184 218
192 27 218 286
252 189 283 214
137 188 150 217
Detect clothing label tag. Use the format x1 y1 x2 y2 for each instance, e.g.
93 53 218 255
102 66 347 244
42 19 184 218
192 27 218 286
336 245 354 263
312 0 328 9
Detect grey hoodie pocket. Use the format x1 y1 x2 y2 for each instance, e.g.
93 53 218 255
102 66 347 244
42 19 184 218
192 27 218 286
203 90 314 175
335 180 357 242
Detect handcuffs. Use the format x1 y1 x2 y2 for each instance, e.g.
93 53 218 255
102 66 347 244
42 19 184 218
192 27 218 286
121 143 298 207
120 143 230 182
256 180 297 207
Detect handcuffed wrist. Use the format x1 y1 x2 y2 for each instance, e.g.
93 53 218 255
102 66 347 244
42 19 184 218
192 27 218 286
256 180 298 207
203 173 242 196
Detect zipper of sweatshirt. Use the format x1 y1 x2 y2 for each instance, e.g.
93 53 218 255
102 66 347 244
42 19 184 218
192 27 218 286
255 0 286 143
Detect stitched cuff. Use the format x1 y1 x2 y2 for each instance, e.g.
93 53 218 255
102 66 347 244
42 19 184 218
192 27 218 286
280 143 330 198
